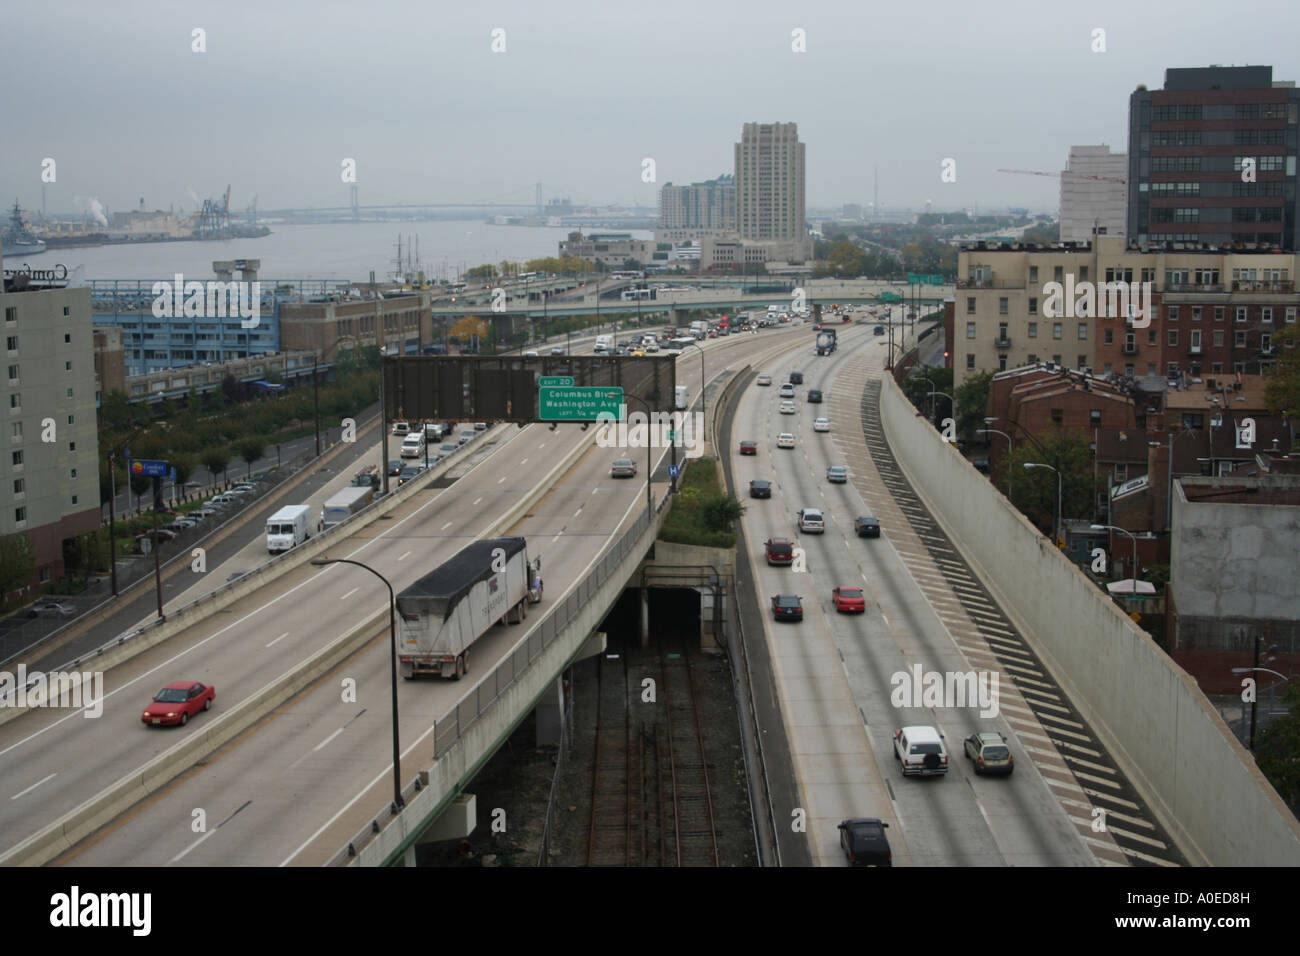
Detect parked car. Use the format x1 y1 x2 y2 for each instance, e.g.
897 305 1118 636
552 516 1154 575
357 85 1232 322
209 493 238 507
226 486 254 497
189 508 219 519
771 594 804 621
893 726 949 777
27 601 74 619
764 537 795 566
749 479 772 499
813 418 831 432
964 731 1015 776
839 818 892 867
135 528 177 543
854 515 881 538
142 681 215 727
777 433 796 449
523 350 540 357
832 586 866 613
458 429 477 444
739 440 758 455
610 458 637 478
826 465 849 483
797 508 825 534
756 374 773 387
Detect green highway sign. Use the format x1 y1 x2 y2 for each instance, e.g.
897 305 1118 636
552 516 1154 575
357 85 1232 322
539 376 574 387
540 386 624 421
880 291 902 302
907 273 946 286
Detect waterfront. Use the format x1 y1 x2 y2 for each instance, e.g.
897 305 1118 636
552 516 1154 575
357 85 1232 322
1 220 650 282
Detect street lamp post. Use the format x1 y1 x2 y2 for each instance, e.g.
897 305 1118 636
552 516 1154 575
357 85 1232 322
311 557 404 813
1024 461 1063 546
976 427 1013 498
682 341 707 443
992 416 1063 545
1091 523 1138 596
1231 655 1290 751
621 394 655 525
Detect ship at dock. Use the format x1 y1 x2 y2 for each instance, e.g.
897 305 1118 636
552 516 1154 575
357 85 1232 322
3 201 47 256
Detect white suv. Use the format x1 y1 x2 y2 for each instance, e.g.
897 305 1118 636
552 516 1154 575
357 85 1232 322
893 726 949 777
797 508 825 534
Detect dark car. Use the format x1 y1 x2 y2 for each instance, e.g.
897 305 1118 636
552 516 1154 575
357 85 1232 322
397 465 425 485
765 537 795 565
749 479 772 499
874 325 885 335
771 594 803 621
388 460 404 476
142 681 215 727
739 440 758 456
854 516 881 538
789 371 804 385
838 818 892 866
807 389 823 403
964 731 1015 776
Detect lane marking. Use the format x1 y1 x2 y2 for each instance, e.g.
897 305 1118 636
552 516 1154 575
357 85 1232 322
472 497 483 506
339 588 359 601
265 632 290 648
313 728 345 752
397 551 411 562
10 773 56 801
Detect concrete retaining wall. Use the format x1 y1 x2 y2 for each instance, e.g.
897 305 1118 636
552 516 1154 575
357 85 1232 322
876 374 1300 866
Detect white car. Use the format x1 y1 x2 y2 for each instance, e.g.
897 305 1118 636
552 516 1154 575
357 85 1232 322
813 418 831 432
776 433 796 449
797 508 825 534
779 400 796 415
779 383 795 398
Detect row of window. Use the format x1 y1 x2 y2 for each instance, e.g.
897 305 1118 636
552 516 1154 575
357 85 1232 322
967 298 1297 324
964 351 1268 378
11 441 78 465
1150 103 1288 121
969 320 1088 339
1101 327 1282 349
1151 129 1288 146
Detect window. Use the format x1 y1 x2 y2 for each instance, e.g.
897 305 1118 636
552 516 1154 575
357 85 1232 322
966 322 976 339
11 450 21 466
1214 330 1224 347
64 361 72 371
998 356 1007 371
1215 307 1224 322
66 415 73 425
1078 355 1086 369
1235 331 1247 347
70 468 77 479
1262 333 1272 352
10 422 20 438
1090 410 1102 425
9 393 18 409
1262 307 1273 323
1147 330 1157 345
1078 323 1087 340
1050 409 1063 424
1125 364 1135 376
15 507 26 522
1148 364 1157 375
1236 307 1248 323
6 336 16 350
1054 266 1064 283
1028 322 1037 338
1028 297 1038 315
1124 331 1135 351
1028 354 1038 363
1104 328 1114 345
1103 362 1113 374
1192 307 1201 321
71 495 78 505
1212 362 1223 373
1053 323 1062 339
1234 361 1246 375
966 297 975 315
966 354 975 370
999 297 1008 315
1115 463 1128 481
1079 266 1089 283
1190 329 1202 350
1167 362 1179 375
1052 354 1062 365
64 333 71 343
1168 307 1178 322
6 364 16 379
1287 307 1297 324
3 307 15 323
997 322 1008 341
69 441 75 451
1168 330 1179 346
1029 266 1038 283
12 478 23 494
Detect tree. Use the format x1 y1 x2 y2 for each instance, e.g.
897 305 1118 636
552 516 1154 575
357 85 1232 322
1004 433 1100 537
0 533 36 601
170 453 197 489
449 316 489 343
98 390 134 432
954 370 993 441
201 445 231 485
238 439 265 478
904 366 954 425
1264 323 1300 430
702 495 746 533
1254 682 1300 813
465 264 496 280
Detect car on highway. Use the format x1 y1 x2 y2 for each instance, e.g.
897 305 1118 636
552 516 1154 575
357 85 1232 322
162 521 196 535
458 429 477 444
474 421 488 430
789 371 804 384
964 731 1015 776
797 508 825 533
831 586 866 613
739 440 758 456
610 458 637 478
392 421 411 435
777 433 796 449
397 464 425 485
550 346 567 355
826 465 849 483
813 418 830 432
27 601 74 618
439 443 459 455
778 383 795 398
142 681 215 727
807 389 823 403
838 818 892 867
779 400 796 415
771 594 803 621
749 479 772 499
756 374 773 386
854 515 881 538
764 537 795 565
874 326 886 335
893 726 949 777
523 350 540 357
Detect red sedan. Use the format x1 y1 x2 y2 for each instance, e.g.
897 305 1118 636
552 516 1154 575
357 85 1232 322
739 440 758 456
832 587 866 613
142 681 215 727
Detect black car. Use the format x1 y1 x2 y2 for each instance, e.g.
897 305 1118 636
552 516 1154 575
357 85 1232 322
789 371 804 385
854 516 881 538
873 326 885 335
807 389 823 403
838 818 892 866
771 594 803 621
749 479 772 499
388 459 404 476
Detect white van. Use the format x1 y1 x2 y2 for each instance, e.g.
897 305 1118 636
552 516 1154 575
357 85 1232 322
594 335 613 353
674 385 688 410
401 433 425 459
266 505 312 554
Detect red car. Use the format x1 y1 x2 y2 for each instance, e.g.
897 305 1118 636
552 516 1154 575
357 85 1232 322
739 440 758 455
832 587 866 613
142 681 215 727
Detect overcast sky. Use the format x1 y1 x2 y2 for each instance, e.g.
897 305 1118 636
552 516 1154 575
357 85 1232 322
4 0 1298 217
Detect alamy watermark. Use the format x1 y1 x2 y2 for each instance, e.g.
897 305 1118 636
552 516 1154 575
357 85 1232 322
890 664 999 718
151 273 261 328
595 409 705 459
1042 275 1152 329
0 665 104 717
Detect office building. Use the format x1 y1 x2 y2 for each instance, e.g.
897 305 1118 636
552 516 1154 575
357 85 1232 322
1060 145 1128 242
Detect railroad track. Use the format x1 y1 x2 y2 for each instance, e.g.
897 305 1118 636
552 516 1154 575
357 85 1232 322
656 638 719 867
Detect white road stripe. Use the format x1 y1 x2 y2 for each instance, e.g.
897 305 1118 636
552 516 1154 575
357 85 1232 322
265 632 289 648
339 588 359 601
170 827 219 863
397 551 411 562
313 728 345 752
10 773 56 800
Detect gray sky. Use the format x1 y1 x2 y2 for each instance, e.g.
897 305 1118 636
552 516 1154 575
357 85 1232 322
4 0 1298 216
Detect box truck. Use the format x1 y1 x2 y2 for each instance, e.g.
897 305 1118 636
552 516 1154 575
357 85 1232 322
675 385 689 410
320 485 374 531
266 505 312 553
593 335 613 353
395 537 544 679
689 320 709 339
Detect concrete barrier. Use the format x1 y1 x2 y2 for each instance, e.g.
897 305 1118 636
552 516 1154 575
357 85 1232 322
0 607 390 867
876 373 1300 865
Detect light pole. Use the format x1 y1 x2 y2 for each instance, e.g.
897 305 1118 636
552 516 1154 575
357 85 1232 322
621 394 655 525
976 426 1013 498
311 557 404 813
1024 462 1063 546
992 416 1063 545
1230 662 1289 750
682 340 707 442
314 336 356 458
1163 428 1199 533
1091 523 1138 596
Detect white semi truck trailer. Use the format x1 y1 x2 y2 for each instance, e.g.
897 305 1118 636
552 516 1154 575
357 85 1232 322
395 537 543 679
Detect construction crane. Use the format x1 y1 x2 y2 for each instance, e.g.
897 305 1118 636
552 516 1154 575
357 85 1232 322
998 168 1127 184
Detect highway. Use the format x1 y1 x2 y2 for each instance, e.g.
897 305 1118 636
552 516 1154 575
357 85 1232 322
0 323 804 865
731 320 1096 866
